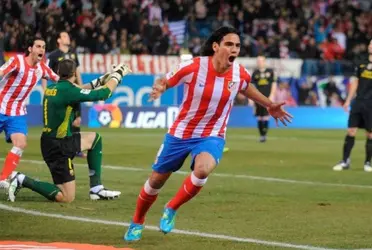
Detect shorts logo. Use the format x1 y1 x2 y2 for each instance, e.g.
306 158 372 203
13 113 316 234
69 169 74 176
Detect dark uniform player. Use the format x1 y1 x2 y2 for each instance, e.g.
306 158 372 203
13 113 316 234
251 55 277 142
7 60 131 202
42 31 85 156
333 39 372 172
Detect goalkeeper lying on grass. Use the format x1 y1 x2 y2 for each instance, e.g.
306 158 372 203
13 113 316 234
6 59 131 202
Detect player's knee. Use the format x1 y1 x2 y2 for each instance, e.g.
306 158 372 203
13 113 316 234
193 163 215 179
54 192 65 202
13 141 27 150
347 128 357 136
148 171 170 189
55 191 75 203
194 153 216 179
62 195 75 203
149 176 166 189
11 136 27 150
367 131 372 139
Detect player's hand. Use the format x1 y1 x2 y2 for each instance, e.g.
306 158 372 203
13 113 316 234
343 100 350 112
267 102 293 126
72 117 81 127
149 78 167 101
110 63 132 83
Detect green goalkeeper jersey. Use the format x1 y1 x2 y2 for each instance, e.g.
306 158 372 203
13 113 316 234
42 80 111 138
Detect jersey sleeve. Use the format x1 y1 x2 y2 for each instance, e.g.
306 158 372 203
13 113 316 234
66 85 112 104
165 58 197 88
250 70 258 87
0 56 19 76
73 52 80 67
240 66 251 91
47 52 58 72
271 69 277 82
41 62 59 82
353 64 361 78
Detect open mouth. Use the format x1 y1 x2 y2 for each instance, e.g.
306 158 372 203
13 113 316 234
228 56 236 63
37 54 43 59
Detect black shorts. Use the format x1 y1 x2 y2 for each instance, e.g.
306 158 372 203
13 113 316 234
254 103 269 117
40 133 81 185
348 101 372 131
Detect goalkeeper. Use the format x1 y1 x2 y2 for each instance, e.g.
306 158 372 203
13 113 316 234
6 59 131 202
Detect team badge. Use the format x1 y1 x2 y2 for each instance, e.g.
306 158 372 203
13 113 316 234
228 81 238 91
266 72 271 77
367 64 372 70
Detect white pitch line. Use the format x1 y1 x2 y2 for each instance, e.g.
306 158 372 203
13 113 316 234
0 203 337 250
10 158 372 190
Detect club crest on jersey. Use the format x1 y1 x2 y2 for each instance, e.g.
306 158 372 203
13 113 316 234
228 81 238 91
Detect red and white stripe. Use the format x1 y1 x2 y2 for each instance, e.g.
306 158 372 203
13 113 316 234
167 56 251 139
0 55 58 116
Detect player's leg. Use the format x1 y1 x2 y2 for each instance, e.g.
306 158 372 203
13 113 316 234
79 132 120 199
7 169 75 203
159 136 225 234
124 134 189 241
255 104 267 142
333 106 360 171
363 108 372 172
261 108 270 142
0 115 28 188
7 143 76 203
7 135 80 202
72 105 86 158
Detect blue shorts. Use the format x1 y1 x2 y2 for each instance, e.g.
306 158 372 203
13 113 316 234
152 133 225 173
0 114 28 143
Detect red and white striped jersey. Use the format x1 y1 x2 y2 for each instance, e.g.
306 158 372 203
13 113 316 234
0 55 59 116
166 56 251 139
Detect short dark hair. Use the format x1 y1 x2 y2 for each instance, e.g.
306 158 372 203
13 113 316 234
200 26 239 56
57 31 67 41
25 36 45 56
58 59 76 80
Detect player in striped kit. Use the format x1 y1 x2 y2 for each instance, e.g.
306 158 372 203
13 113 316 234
0 37 59 188
124 26 292 241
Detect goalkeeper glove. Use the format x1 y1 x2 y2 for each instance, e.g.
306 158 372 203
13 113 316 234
89 72 110 89
109 64 131 83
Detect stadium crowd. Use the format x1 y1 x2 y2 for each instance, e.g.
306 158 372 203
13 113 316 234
0 0 371 107
0 0 371 61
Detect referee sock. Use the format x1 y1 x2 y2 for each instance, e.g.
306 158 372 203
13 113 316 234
0 147 23 180
88 133 102 187
342 135 355 163
262 120 269 136
365 138 372 163
257 121 264 136
22 176 61 201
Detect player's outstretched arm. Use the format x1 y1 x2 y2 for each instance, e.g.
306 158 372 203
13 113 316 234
0 56 18 79
67 64 131 103
242 83 273 108
241 84 292 126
